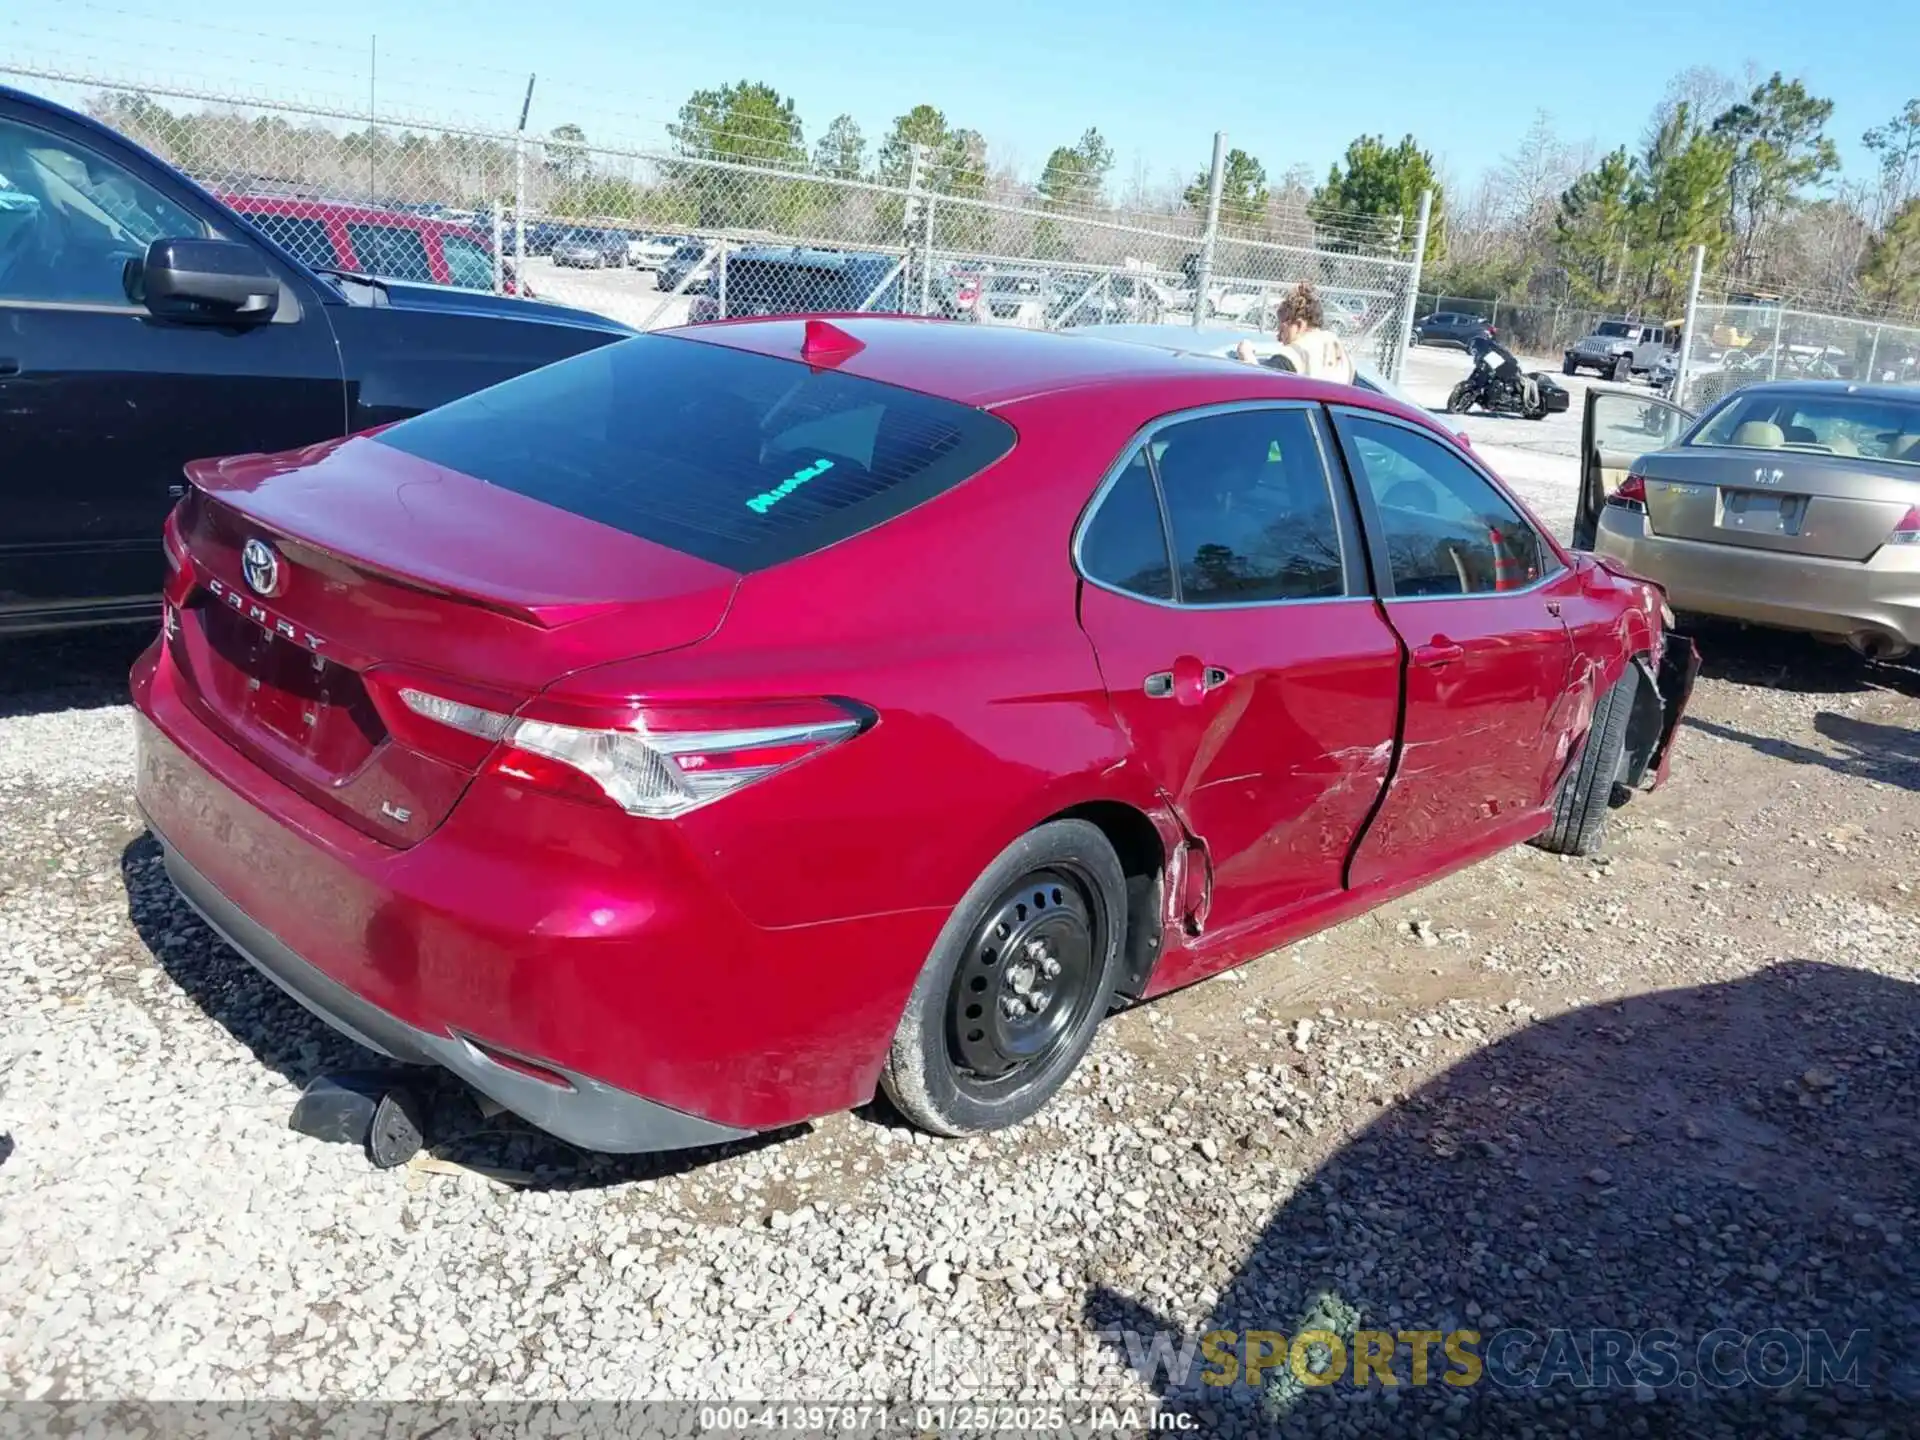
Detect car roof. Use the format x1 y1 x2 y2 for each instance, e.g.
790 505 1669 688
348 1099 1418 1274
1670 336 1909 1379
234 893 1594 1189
220 194 477 237
1066 321 1410 397
1708 379 1920 406
667 315 1434 420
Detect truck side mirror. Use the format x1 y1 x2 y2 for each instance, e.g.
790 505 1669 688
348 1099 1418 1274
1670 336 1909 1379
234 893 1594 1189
130 238 280 321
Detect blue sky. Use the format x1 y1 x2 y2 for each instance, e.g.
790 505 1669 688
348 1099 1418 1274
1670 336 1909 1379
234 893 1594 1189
10 0 1917 194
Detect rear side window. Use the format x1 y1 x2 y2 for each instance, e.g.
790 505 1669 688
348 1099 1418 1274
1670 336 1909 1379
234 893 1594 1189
373 334 1016 571
344 223 433 282
1080 451 1174 600
441 233 495 291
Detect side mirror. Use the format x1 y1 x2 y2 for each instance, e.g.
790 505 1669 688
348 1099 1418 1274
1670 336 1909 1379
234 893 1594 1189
131 238 279 321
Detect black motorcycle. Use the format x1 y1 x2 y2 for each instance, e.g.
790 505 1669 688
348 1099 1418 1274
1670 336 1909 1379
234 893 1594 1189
1446 336 1570 421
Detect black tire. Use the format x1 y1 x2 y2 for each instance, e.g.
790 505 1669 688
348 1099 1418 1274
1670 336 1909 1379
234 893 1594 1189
1563 355 1577 375
1446 381 1475 414
880 819 1127 1136
1532 663 1641 857
1612 354 1632 381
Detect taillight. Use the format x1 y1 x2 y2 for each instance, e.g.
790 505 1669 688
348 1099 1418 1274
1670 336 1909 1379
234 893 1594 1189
1889 505 1920 546
1610 473 1648 512
393 687 869 817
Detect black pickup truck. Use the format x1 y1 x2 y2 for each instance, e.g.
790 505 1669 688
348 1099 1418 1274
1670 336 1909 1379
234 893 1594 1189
0 85 633 636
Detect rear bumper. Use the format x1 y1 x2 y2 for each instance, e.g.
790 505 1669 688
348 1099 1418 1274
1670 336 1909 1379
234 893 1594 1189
1595 508 1920 648
130 639 947 1145
155 839 750 1153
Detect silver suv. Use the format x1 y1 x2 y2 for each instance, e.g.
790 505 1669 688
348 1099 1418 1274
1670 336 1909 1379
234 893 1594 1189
1565 320 1675 381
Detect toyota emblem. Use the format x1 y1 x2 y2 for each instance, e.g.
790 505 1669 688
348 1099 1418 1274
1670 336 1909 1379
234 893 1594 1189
241 538 283 597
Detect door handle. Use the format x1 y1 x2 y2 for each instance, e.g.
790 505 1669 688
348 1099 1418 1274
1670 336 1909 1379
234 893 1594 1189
1413 641 1465 668
1143 671 1174 698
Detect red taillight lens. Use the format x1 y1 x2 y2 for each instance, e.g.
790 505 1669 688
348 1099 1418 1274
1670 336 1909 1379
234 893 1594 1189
385 686 871 817
1612 473 1649 510
1889 505 1920 546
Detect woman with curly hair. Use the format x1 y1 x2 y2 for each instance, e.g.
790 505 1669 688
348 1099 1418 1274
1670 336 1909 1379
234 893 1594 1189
1236 281 1355 383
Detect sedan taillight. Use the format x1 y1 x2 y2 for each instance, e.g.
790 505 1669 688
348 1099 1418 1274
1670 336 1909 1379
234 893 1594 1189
396 688 870 817
1888 505 1920 546
1610 473 1648 512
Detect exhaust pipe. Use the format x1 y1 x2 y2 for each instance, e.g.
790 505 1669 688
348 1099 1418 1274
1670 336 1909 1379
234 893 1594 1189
1846 629 1911 662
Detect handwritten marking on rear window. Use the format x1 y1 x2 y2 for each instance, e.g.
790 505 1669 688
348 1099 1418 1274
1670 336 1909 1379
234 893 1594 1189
746 457 836 514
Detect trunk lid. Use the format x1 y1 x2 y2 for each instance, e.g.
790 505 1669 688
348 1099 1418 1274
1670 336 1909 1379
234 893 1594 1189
1635 447 1918 562
167 435 738 846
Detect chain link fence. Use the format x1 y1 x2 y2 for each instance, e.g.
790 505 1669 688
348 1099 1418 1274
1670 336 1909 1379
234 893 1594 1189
15 67 1425 377
1675 289 1920 413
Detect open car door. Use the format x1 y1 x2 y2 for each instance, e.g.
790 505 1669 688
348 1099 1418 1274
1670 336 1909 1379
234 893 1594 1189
1573 388 1694 549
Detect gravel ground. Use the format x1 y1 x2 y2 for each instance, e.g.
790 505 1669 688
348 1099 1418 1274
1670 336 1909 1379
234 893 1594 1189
3 397 1917 1433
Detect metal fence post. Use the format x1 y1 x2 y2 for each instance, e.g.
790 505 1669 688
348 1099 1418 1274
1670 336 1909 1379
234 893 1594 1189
1770 305 1785 379
514 74 533 302
1673 243 1705 408
1867 324 1883 381
921 196 937 316
1192 132 1226 331
716 237 728 318
1389 189 1433 380
492 209 504 294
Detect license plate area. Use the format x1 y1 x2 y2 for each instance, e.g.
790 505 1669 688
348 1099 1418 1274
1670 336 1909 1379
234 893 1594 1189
1717 488 1807 536
185 600 384 777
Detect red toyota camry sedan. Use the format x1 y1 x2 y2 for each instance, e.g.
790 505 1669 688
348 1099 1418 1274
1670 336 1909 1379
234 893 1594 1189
131 317 1697 1152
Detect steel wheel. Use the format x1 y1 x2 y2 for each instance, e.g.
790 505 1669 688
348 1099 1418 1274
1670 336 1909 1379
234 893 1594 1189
880 819 1127 1135
947 867 1101 1093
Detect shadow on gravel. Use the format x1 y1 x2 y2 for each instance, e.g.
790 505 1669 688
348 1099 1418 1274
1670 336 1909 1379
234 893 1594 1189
0 629 151 719
1685 714 1920 795
1687 618 1920 700
120 833 801 1189
1088 962 1920 1437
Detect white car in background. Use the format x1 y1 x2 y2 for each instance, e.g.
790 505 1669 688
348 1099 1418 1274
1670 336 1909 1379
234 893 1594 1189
626 233 681 269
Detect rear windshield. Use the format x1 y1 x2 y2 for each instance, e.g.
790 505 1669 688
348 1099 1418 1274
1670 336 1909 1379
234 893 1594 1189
1690 391 1920 464
372 334 1016 570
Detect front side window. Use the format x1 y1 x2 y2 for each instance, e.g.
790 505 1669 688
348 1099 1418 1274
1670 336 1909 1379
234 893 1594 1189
440 232 496 291
343 222 433 283
0 116 209 305
1340 414 1552 597
1152 408 1346 604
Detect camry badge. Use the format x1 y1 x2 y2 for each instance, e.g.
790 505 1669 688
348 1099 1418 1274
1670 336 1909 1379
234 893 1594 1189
241 538 283 597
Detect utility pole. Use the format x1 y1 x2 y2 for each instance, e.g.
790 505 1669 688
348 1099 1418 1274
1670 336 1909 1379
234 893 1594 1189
1192 132 1226 331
